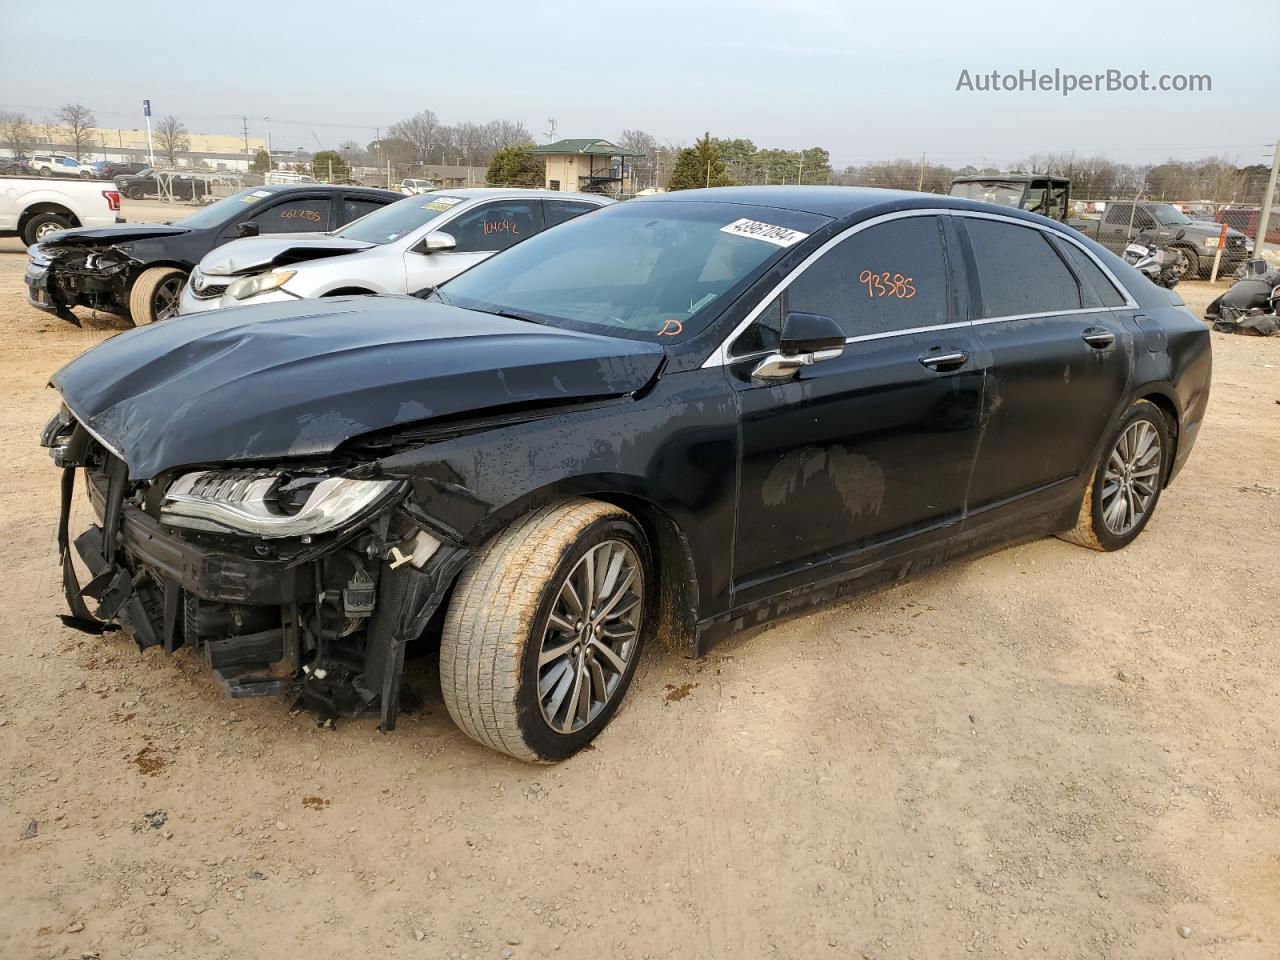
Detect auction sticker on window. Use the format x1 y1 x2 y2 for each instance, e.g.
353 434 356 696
720 218 809 247
423 196 463 211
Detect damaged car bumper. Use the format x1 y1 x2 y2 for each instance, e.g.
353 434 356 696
45 412 470 729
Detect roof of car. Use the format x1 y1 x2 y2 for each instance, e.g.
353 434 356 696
253 183 398 196
405 186 610 202
632 185 1080 230
950 174 1070 184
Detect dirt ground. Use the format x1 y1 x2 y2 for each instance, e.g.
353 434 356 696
1 203 1278 960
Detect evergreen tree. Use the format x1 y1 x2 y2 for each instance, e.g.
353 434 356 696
667 133 733 191
249 148 271 173
485 145 544 187
311 150 351 182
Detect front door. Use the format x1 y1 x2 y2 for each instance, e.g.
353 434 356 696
727 214 987 605
406 198 546 292
955 215 1133 515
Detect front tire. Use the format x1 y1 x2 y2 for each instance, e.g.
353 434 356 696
127 186 145 200
440 499 650 762
1059 400 1170 552
128 267 187 324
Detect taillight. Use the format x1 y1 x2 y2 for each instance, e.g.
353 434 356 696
102 190 121 212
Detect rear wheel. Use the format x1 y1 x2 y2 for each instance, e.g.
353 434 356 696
128 267 187 324
22 213 73 246
440 499 650 762
127 186 145 200
1059 400 1169 552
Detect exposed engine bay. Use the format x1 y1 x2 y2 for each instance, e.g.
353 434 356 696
44 409 470 730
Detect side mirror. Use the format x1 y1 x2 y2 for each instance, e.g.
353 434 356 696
236 221 259 238
1175 228 1186 240
422 231 457 254
751 312 845 382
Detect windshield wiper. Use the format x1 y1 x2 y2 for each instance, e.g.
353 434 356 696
487 307 545 326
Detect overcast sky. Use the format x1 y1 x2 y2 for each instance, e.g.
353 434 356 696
0 0 1269 169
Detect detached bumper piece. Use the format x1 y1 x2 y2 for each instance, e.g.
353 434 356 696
54 448 468 731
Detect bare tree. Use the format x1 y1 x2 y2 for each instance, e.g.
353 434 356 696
388 110 441 164
155 115 190 166
618 129 658 189
481 120 534 153
55 103 97 160
0 111 33 157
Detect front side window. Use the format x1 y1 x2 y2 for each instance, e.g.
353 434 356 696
787 216 950 338
964 218 1082 317
1149 203 1192 226
446 200 544 253
440 201 830 342
253 198 332 233
1104 203 1132 226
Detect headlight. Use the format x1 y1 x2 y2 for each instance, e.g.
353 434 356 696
226 270 296 301
161 468 399 538
1204 237 1219 249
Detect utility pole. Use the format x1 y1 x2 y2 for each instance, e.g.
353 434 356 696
1255 138 1279 257
545 118 557 142
264 118 273 172
241 116 250 156
917 152 926 191
797 153 804 185
143 99 155 168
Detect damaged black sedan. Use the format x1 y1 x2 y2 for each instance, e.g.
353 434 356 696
44 187 1211 761
27 183 398 325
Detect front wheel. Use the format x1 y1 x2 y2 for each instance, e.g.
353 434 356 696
128 267 187 324
127 186 145 200
1177 247 1201 279
440 499 650 762
38 167 51 177
1059 400 1170 552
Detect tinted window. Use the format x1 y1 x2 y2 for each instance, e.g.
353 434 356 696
447 200 543 253
965 219 1082 317
1052 237 1127 308
787 216 949 337
340 197 385 226
1104 203 1132 226
545 200 599 228
335 195 462 245
253 197 331 234
730 296 783 356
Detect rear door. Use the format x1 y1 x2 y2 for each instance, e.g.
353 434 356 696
337 193 390 228
727 213 986 604
247 193 336 234
955 215 1133 516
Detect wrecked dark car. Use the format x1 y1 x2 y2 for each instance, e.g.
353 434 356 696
43 187 1212 762
26 184 399 325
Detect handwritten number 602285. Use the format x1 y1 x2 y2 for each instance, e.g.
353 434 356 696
858 270 916 299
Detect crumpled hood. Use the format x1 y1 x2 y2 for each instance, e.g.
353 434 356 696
50 296 665 479
40 224 191 248
200 234 376 276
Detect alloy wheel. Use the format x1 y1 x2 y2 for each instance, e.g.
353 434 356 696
153 276 184 322
536 539 643 734
1101 420 1162 536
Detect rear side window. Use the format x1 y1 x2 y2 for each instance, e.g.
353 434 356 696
964 218 1081 317
340 197 385 226
253 197 332 233
1051 237 1127 308
447 200 544 253
787 216 949 338
545 200 599 228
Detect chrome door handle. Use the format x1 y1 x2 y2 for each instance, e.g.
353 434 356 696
919 350 968 370
1082 327 1115 348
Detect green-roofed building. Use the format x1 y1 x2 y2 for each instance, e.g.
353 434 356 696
526 139 645 196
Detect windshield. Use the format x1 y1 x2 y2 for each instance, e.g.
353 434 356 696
441 200 830 342
172 188 278 229
949 180 1025 208
334 194 465 244
1150 203 1192 226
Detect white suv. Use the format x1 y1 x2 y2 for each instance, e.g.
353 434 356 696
178 188 611 316
30 154 97 179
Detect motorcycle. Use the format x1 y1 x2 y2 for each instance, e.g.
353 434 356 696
1204 258 1280 336
1122 228 1188 289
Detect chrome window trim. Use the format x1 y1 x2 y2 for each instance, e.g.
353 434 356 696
704 207 1136 368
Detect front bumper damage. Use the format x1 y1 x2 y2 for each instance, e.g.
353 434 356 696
46 417 470 730
26 243 133 324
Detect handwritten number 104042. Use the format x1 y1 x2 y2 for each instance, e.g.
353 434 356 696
859 270 916 299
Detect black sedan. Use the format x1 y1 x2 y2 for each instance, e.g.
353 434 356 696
26 183 400 324
42 187 1211 760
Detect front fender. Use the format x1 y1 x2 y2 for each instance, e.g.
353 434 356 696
368 368 740 622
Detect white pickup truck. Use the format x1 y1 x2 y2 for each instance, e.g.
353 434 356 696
0 176 124 246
